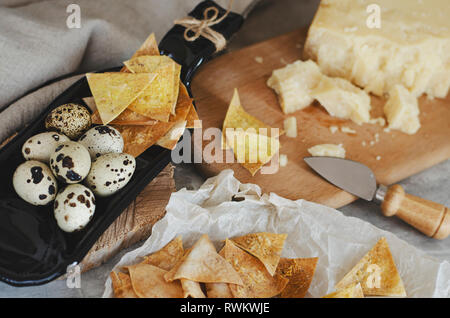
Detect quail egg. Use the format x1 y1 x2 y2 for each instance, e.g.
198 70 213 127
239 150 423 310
22 132 70 163
50 141 91 184
85 153 136 197
45 103 91 139
13 160 58 206
78 125 124 159
54 184 95 232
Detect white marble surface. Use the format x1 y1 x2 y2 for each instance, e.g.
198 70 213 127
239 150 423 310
1 0 449 297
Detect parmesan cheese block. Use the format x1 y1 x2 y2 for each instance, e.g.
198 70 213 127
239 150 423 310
267 60 322 114
384 85 421 135
304 0 450 99
308 144 345 158
311 76 371 125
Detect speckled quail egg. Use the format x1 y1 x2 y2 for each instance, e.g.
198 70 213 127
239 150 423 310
85 153 136 197
22 132 70 163
13 160 58 206
50 141 91 184
45 103 92 139
54 184 95 232
78 125 124 159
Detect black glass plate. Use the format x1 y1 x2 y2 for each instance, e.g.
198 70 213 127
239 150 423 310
0 0 243 286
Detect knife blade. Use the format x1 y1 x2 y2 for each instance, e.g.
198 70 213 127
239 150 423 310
304 156 450 240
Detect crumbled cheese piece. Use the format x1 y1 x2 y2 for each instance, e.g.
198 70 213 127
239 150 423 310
254 56 263 64
267 60 323 114
280 58 288 65
268 59 372 126
340 126 356 134
369 117 386 127
279 154 288 167
283 117 297 138
307 144 346 158
376 156 381 161
384 85 421 135
369 141 375 146
311 76 371 125
329 126 338 134
362 141 367 147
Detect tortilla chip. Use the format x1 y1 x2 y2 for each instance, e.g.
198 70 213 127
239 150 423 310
171 67 181 114
223 239 288 298
110 271 138 298
276 257 318 298
115 82 192 156
86 72 156 124
164 234 243 285
335 237 406 297
222 89 282 176
141 236 184 271
124 56 179 122
121 33 160 72
205 283 234 298
156 83 193 150
181 279 206 298
225 129 280 176
323 282 364 298
204 247 234 298
186 104 201 129
115 122 172 157
156 120 187 150
127 263 183 298
84 97 156 126
231 232 287 276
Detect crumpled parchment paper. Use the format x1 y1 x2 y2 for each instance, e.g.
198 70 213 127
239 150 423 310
103 169 450 298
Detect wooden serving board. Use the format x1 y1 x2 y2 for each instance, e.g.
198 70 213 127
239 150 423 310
191 28 450 208
80 164 175 272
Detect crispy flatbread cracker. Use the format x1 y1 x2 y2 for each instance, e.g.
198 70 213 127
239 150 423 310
115 122 172 157
110 271 138 298
181 279 206 298
231 232 287 276
204 247 234 298
86 72 156 124
141 236 184 271
114 82 192 156
223 88 282 138
223 239 288 298
121 33 160 72
225 129 280 176
127 263 183 298
186 104 201 129
276 257 318 298
205 283 234 298
222 89 282 176
156 83 193 150
164 234 243 285
171 66 181 114
84 97 156 126
124 56 179 122
335 237 406 297
323 282 364 298
156 120 187 150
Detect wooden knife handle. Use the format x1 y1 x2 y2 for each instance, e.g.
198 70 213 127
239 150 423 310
381 185 450 239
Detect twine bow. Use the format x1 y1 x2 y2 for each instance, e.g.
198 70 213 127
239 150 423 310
174 0 234 52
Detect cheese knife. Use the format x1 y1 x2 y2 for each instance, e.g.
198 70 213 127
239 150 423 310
304 156 450 240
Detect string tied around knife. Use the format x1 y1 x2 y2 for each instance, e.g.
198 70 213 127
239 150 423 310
174 0 234 52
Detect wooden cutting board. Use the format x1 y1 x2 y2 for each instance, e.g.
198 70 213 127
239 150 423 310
191 28 450 208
